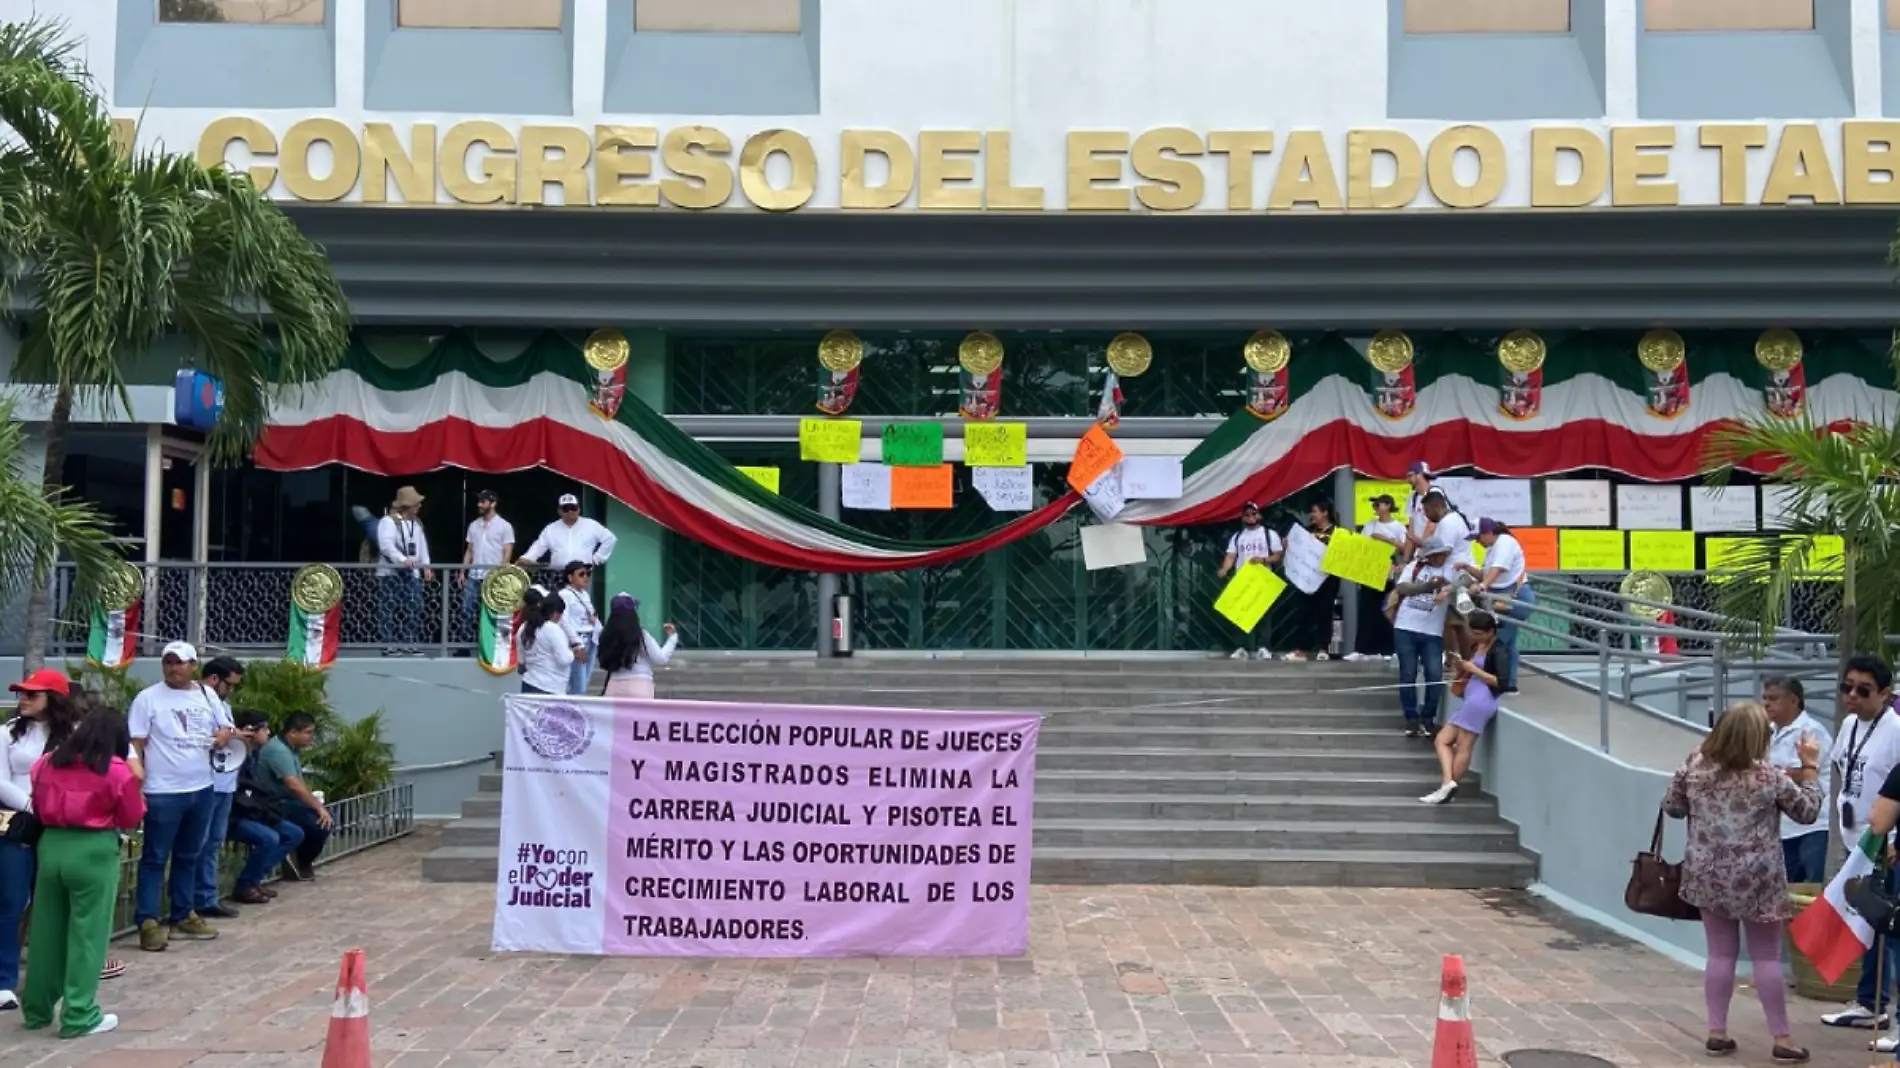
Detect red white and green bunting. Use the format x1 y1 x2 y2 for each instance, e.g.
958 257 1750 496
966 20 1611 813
256 330 1898 573
286 564 343 669
476 606 522 674
86 601 138 669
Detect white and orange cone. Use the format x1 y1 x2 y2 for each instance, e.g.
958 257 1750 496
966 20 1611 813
1431 954 1478 1068
320 948 371 1068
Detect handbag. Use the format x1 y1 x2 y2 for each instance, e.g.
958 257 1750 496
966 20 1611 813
1625 807 1700 921
1846 849 1900 939
0 808 43 847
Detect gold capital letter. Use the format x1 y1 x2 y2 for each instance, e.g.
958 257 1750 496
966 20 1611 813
441 121 518 205
984 132 1044 210
1762 123 1841 205
1207 130 1274 211
660 126 734 210
1065 131 1130 211
279 117 360 202
595 125 659 207
1346 129 1421 210
519 125 592 206
196 116 279 191
1131 127 1205 212
1426 125 1506 209
918 130 982 211
1529 127 1605 208
1610 126 1679 207
1843 121 1900 205
363 122 435 204
739 129 818 212
1699 123 1768 206
840 129 914 209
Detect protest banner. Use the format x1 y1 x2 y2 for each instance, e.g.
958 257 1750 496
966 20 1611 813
1214 564 1286 632
493 697 1039 958
1319 528 1395 589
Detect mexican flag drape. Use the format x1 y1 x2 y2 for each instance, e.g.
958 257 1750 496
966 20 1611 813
256 330 1898 572
477 604 523 675
85 601 139 669
287 602 340 668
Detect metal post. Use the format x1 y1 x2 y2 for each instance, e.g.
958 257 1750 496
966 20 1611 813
1711 637 1728 719
816 462 841 657
439 568 452 657
1332 466 1356 655
1597 628 1611 753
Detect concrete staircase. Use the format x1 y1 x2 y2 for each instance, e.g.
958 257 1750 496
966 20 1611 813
421 658 1537 888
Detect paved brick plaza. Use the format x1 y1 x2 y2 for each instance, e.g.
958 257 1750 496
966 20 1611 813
1 830 1869 1068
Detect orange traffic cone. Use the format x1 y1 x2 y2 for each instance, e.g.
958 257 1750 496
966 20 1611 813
1431 954 1478 1068
319 948 371 1068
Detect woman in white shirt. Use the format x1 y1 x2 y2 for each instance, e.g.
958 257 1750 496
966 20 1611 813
1349 494 1406 661
598 594 680 700
516 589 579 696
0 670 82 1009
1458 518 1531 692
557 562 601 696
1390 545 1454 738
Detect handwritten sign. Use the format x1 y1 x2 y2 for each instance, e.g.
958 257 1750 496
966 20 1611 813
1514 527 1559 570
1762 485 1800 530
1784 534 1845 578
1214 564 1287 632
493 696 1038 957
1281 525 1327 594
841 463 892 511
1544 480 1612 526
1616 485 1683 530
972 466 1033 512
1120 456 1183 500
1320 528 1396 589
880 422 944 466
963 423 1027 467
1353 479 1411 525
798 417 861 463
1558 529 1626 571
891 464 954 509
1082 464 1126 520
1690 486 1758 532
737 466 780 494
1706 536 1771 582
1629 531 1696 572
1461 479 1533 527
1065 425 1123 495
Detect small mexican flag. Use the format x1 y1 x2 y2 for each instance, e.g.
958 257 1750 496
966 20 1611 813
86 600 139 669
287 601 340 669
477 605 524 675
1791 828 1886 983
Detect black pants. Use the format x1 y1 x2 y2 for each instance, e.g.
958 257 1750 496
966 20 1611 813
1294 577 1340 655
1354 582 1395 656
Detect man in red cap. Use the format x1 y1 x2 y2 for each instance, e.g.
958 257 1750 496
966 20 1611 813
1215 501 1285 661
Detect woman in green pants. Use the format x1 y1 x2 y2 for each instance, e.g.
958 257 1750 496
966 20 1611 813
20 706 145 1038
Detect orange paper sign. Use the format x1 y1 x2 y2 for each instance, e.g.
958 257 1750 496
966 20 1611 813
891 464 954 509
1066 425 1124 494
1513 527 1560 571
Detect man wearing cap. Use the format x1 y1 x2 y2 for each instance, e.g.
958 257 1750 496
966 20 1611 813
457 490 515 648
1391 543 1455 737
128 642 232 952
375 486 434 656
1403 461 1440 558
517 494 617 572
1215 501 1285 661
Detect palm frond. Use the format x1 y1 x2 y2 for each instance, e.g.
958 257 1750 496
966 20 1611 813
0 398 124 611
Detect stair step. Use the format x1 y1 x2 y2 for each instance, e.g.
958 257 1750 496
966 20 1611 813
442 817 502 846
1036 747 1447 772
1034 769 1468 797
1034 793 1498 821
461 795 501 819
420 846 502 883
1029 846 1537 888
1038 726 1426 751
656 689 1390 711
1032 817 1518 851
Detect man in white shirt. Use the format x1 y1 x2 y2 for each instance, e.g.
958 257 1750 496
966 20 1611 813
129 642 233 952
376 486 433 656
1403 461 1440 556
1214 501 1284 661
192 657 244 921
458 489 515 647
1762 677 1831 884
1460 518 1532 692
1418 490 1474 660
518 494 617 572
1822 655 1900 1031
1391 545 1453 737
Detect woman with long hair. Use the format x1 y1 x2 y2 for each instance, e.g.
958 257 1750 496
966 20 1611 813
557 561 601 695
1664 701 1821 1063
1283 498 1340 661
0 670 83 1010
1420 611 1502 805
516 587 576 696
1347 494 1404 662
20 705 145 1038
598 594 680 700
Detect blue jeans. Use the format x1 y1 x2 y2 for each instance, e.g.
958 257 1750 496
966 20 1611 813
1394 628 1444 726
568 636 596 695
458 578 482 645
1781 831 1828 885
378 572 424 648
282 805 331 870
194 790 235 910
136 787 215 925
1494 584 1535 692
0 840 34 990
230 818 304 893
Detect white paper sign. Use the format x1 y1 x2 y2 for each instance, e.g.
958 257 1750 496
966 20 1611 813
1080 523 1148 570
1762 485 1799 530
1435 476 1474 511
972 466 1034 512
1615 485 1683 530
1281 524 1326 594
1462 479 1534 527
1082 466 1126 520
1543 479 1613 526
841 463 891 511
1120 456 1183 500
1691 486 1759 532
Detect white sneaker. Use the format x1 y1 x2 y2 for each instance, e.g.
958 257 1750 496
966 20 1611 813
1343 652 1367 662
1254 648 1272 661
1229 648 1249 661
1315 651 1331 661
1419 782 1457 804
1822 1004 1887 1028
1873 1035 1897 1053
1281 651 1307 661
0 990 15 1011
84 1013 117 1036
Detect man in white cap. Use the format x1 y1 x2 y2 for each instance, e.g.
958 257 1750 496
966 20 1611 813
128 641 233 952
375 486 433 656
518 493 616 572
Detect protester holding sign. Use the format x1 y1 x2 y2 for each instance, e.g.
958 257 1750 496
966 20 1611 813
1391 544 1454 737
1283 500 1340 661
1347 494 1405 661
1215 502 1283 661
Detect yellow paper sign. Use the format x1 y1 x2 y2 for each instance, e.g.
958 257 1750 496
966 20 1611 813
1558 529 1626 571
1783 534 1845 579
1470 541 1487 568
1705 536 1771 583
798 417 861 463
736 466 780 494
1320 528 1397 589
964 422 1028 467
1353 479 1411 526
1214 563 1287 632
1629 531 1695 572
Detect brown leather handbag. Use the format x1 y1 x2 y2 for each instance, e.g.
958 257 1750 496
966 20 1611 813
1625 807 1700 921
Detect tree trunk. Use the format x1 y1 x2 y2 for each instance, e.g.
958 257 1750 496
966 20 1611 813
19 385 74 671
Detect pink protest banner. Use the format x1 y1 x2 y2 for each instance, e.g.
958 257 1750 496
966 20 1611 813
492 696 1039 957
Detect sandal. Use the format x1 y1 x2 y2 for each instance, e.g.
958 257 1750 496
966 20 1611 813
100 958 125 981
1704 1037 1736 1057
1769 1045 1807 1064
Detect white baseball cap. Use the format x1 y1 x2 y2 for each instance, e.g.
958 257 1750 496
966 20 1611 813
161 640 199 662
557 493 580 508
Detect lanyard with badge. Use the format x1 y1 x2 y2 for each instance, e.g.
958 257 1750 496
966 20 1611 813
1841 714 1883 829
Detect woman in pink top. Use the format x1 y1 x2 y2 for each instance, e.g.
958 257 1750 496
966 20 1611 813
597 594 678 700
21 706 145 1039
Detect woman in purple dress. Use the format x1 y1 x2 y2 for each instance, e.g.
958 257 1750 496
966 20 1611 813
1420 611 1503 805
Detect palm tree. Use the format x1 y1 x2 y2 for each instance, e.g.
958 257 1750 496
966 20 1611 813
1702 347 1900 673
0 398 122 639
0 19 352 668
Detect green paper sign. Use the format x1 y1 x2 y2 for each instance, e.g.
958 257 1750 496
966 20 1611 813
881 421 944 466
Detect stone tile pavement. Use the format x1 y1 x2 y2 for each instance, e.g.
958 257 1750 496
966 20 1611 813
0 829 1876 1068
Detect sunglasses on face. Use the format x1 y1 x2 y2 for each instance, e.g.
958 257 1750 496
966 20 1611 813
1843 682 1882 699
